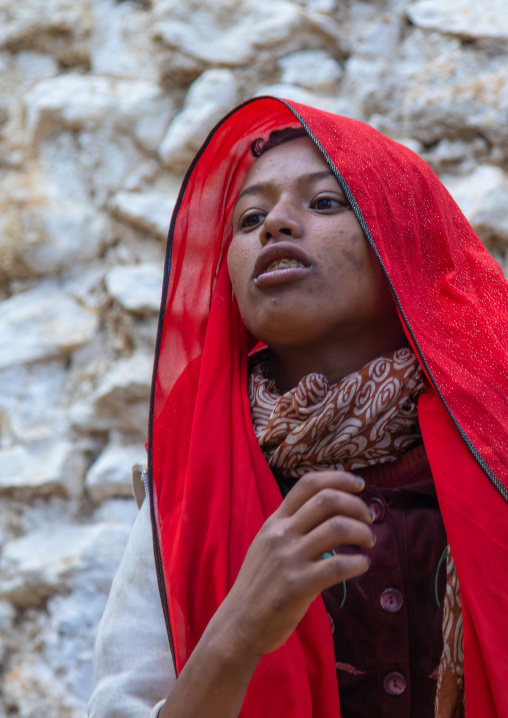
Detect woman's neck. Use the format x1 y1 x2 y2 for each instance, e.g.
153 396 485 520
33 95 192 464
268 328 409 394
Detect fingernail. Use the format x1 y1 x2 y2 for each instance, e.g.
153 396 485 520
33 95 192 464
368 508 375 522
354 475 365 489
365 557 371 569
371 532 376 546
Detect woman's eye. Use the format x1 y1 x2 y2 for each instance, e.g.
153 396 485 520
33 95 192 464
240 212 264 229
312 197 341 211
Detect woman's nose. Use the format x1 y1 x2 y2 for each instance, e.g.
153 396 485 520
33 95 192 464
261 204 301 245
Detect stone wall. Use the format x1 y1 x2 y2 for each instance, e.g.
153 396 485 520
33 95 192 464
0 0 507 715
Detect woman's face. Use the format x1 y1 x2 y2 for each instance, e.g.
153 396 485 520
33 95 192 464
228 137 401 352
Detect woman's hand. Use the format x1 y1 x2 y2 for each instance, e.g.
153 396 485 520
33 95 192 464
214 470 374 658
160 470 374 718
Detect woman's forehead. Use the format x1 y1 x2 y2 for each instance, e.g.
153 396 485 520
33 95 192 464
240 136 333 190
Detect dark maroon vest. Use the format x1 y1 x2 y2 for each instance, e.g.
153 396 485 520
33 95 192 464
273 443 447 717
323 443 447 718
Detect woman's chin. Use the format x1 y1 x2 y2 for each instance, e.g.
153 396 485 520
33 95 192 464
249 321 321 351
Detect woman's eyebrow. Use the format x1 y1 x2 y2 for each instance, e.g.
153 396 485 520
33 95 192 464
235 170 337 207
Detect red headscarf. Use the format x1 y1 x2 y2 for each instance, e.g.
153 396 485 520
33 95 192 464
148 98 508 716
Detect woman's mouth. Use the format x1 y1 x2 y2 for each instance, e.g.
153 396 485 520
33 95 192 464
254 257 312 288
253 243 313 287
264 258 306 273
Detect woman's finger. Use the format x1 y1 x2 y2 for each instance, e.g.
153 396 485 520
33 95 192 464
301 514 375 560
277 470 365 518
291 486 372 535
309 552 372 594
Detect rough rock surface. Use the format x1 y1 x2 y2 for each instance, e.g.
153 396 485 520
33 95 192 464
0 442 86 499
88 353 153 436
153 0 344 68
86 441 148 502
25 74 175 152
0 285 98 370
0 523 130 607
105 263 164 314
0 0 506 714
441 166 508 261
108 188 177 240
159 68 240 168
407 0 508 40
278 50 343 91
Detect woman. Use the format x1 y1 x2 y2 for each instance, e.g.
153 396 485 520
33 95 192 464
89 98 508 718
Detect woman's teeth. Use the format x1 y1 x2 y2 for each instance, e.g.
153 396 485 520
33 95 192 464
265 258 305 273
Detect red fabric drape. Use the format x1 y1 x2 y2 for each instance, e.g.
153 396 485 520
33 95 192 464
150 98 508 717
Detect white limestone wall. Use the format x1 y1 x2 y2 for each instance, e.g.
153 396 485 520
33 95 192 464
0 0 507 714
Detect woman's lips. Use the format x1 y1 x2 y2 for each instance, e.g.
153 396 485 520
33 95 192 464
254 263 311 287
253 243 312 287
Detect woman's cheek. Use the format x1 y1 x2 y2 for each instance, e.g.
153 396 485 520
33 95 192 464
226 240 240 288
227 239 251 293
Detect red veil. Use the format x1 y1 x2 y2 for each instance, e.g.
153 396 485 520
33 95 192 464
148 98 508 716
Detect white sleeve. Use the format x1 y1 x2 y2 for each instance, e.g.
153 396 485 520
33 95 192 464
88 499 176 718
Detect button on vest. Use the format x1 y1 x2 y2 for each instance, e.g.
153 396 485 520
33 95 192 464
383 671 407 695
379 587 404 613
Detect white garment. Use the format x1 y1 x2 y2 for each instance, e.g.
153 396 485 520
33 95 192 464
88 499 175 717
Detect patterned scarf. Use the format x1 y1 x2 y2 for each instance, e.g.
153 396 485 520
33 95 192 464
435 551 465 717
248 346 464 718
249 347 425 478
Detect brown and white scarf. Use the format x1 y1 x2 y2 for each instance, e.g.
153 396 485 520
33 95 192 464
249 347 464 717
249 347 425 478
